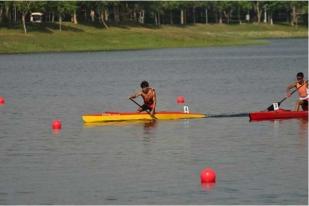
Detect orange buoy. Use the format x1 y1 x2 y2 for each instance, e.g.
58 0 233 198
52 120 62 130
176 96 185 104
0 97 5 105
200 167 216 183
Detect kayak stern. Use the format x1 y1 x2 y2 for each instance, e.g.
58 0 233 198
249 109 308 121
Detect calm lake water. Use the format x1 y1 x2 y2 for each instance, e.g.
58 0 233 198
0 39 307 204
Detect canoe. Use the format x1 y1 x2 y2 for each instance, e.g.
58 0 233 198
249 108 308 121
82 111 206 123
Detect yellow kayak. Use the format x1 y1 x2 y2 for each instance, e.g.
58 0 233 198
82 111 207 123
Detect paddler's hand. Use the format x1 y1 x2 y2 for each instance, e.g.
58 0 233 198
129 95 135 99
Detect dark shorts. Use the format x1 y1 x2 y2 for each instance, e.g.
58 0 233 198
301 100 308 111
140 104 153 111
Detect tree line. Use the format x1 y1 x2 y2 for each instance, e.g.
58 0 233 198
0 1 307 34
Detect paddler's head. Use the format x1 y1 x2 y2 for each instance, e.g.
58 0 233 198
296 72 304 83
140 80 150 92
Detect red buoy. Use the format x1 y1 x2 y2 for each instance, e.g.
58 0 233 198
176 96 185 104
200 167 216 183
52 120 62 130
0 97 5 105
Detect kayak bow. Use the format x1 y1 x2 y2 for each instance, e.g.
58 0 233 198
82 111 206 123
249 108 308 121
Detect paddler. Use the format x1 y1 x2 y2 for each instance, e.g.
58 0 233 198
129 81 157 115
286 72 308 111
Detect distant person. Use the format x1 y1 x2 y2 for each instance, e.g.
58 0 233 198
286 72 308 111
129 81 157 115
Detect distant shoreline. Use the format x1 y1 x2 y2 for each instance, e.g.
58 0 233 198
0 23 307 54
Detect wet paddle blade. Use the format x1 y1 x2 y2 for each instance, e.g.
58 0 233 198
267 85 304 111
267 101 283 111
267 104 275 111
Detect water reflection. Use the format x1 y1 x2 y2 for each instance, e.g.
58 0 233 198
271 118 308 147
51 129 61 135
143 120 157 129
201 183 216 191
83 120 157 128
142 120 157 143
297 118 308 131
297 118 308 145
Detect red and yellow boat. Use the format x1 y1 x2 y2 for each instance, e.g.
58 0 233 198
249 108 308 121
82 111 207 123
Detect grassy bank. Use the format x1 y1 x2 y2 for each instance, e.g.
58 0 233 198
0 23 307 54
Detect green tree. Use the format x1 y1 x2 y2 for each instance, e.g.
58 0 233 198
198 1 212 24
212 1 230 24
240 1 252 23
0 2 4 24
150 1 163 25
110 1 121 23
264 1 283 25
232 1 251 24
289 1 307 26
48 1 76 31
142 1 163 25
95 1 109 28
2 1 13 24
252 1 266 24
161 1 178 24
70 1 78 24
176 1 190 25
15 1 33 34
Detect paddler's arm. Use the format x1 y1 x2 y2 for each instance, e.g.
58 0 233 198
150 89 157 115
129 91 142 99
286 82 297 97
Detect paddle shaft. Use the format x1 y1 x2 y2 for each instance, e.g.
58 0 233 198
129 98 157 119
267 82 306 111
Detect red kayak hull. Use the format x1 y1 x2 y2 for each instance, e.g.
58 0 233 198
249 109 308 121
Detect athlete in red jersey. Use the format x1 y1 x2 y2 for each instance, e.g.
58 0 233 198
129 81 157 115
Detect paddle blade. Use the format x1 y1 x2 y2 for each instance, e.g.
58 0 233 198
266 86 301 111
267 102 282 111
267 105 275 111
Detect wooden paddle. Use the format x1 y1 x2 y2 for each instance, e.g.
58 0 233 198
267 83 306 111
129 98 157 119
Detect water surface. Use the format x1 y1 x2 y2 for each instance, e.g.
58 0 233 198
0 39 307 204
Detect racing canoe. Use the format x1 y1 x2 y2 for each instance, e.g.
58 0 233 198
249 108 308 121
82 111 207 123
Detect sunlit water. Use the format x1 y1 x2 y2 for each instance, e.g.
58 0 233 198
0 39 307 204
